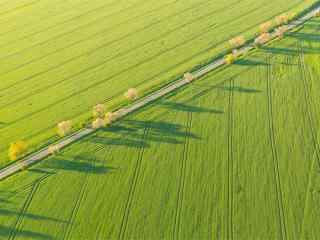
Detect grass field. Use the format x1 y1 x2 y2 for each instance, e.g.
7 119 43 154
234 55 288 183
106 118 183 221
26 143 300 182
0 16 320 239
0 0 318 166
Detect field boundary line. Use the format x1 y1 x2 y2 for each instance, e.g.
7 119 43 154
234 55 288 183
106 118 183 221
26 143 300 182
1 4 320 181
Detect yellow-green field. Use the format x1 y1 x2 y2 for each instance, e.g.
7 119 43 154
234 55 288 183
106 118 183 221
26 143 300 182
0 0 317 166
0 16 319 239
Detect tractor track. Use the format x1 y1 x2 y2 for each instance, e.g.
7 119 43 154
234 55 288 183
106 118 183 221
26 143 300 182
61 144 106 240
118 128 149 240
173 111 193 239
8 173 51 240
227 78 235 240
298 45 320 167
297 44 320 239
266 56 287 240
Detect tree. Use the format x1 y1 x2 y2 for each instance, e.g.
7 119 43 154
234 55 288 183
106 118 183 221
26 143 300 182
93 104 106 118
254 33 271 46
229 35 246 49
275 26 288 38
105 112 117 125
259 21 273 34
315 10 320 17
124 88 138 101
224 54 235 65
183 72 194 82
57 120 72 137
275 14 289 25
48 145 60 155
288 12 296 21
8 140 27 161
92 118 105 129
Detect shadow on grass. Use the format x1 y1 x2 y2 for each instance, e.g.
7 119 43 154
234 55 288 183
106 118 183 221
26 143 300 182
85 120 202 151
287 32 320 43
235 59 269 66
90 136 150 148
216 85 262 94
43 158 116 175
0 121 6 129
159 101 224 114
0 198 11 204
0 225 53 240
262 46 320 56
261 31 320 56
122 120 200 140
28 169 56 175
0 209 67 223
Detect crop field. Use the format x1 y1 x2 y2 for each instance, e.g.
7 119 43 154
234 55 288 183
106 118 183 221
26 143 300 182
0 16 319 239
0 0 318 166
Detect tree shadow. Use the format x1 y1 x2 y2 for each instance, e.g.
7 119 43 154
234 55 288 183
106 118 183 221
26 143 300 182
287 32 320 43
215 85 262 94
0 198 11 204
159 101 224 114
0 225 53 240
28 169 56 175
262 46 320 56
0 209 67 223
301 20 320 29
91 119 201 151
90 136 150 148
123 120 200 140
0 121 6 129
42 158 115 174
235 59 269 66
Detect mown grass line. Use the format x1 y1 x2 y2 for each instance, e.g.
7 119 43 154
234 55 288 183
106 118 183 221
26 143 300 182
0 1 278 121
0 0 40 17
0 0 307 101
118 128 148 240
0 0 138 45
0 0 183 81
0 0 117 33
266 57 288 240
0 0 217 92
0 0 150 58
0 0 290 87
2 0 297 99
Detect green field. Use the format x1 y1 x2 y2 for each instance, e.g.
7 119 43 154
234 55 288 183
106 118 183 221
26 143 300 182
0 16 320 239
0 0 318 166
